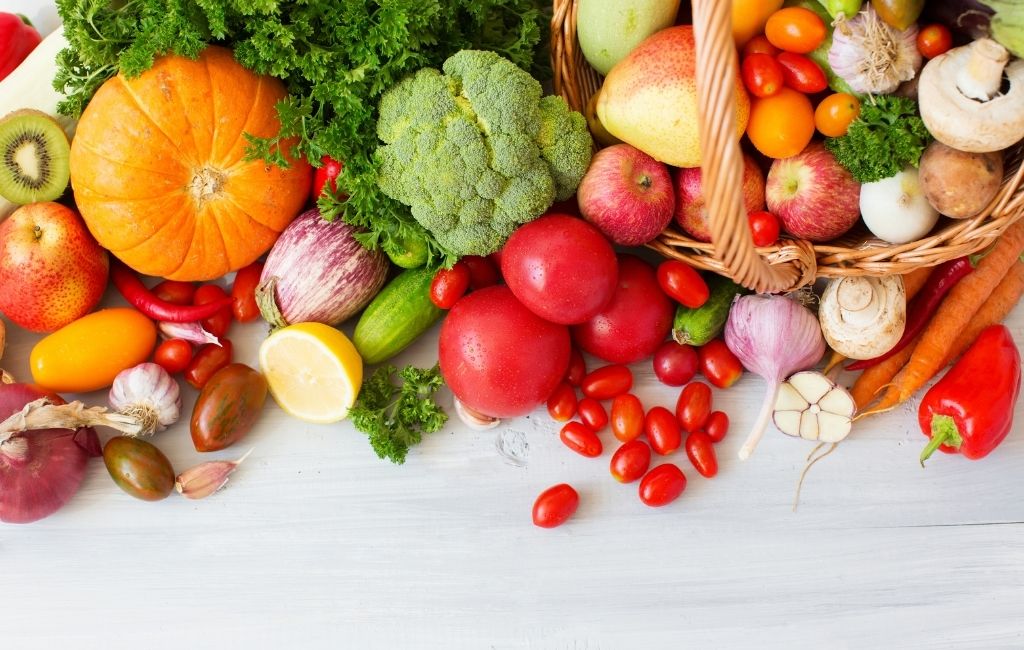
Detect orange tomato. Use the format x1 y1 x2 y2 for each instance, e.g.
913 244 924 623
732 0 785 47
746 87 815 159
764 7 826 54
30 308 157 393
815 93 861 137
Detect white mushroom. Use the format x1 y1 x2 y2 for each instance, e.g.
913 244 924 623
773 371 856 443
818 275 906 360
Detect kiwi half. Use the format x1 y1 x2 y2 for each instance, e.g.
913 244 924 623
0 109 71 205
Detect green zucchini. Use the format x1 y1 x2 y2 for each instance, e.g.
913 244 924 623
672 274 747 346
354 267 443 364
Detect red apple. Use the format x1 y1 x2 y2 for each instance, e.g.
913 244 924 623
0 202 109 332
577 144 674 246
766 142 861 242
674 153 765 242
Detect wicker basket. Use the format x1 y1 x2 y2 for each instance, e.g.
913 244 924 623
552 0 1024 293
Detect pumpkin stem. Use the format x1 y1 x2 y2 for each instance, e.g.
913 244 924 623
189 167 227 207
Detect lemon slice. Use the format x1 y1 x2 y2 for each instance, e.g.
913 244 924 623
258 322 363 423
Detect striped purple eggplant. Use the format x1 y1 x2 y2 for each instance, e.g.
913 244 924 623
256 209 389 328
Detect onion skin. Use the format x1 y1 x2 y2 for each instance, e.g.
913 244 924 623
0 384 100 524
259 209 389 327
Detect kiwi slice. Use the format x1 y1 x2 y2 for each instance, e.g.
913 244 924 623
0 109 71 205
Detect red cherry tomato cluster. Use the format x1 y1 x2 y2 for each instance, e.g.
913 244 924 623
429 255 501 309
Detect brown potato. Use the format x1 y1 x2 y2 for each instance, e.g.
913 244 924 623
919 141 1003 219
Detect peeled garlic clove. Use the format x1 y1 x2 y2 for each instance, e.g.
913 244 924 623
773 371 856 443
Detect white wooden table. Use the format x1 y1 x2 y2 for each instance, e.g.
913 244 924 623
4 3 1024 648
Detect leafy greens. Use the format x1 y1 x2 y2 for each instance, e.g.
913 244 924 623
824 95 932 184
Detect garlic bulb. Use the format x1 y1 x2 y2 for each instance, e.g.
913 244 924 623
108 363 182 436
829 5 922 94
819 275 906 360
773 371 856 443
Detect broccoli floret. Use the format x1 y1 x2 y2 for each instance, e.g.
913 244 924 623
375 50 593 258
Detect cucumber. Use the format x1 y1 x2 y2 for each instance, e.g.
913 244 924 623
353 267 443 364
672 275 748 346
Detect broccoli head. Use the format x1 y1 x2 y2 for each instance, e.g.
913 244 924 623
375 50 593 258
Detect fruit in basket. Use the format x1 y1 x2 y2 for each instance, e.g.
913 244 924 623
597 26 750 169
918 141 1003 219
860 167 940 244
0 110 70 206
747 87 815 159
871 0 925 30
577 0 681 75
733 0 786 46
576 144 673 246
674 152 765 242
765 7 827 54
766 142 860 242
0 202 108 332
69 46 311 281
585 92 622 147
828 4 922 95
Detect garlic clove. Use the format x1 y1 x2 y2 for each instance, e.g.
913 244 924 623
772 371 856 443
453 397 501 431
819 387 857 417
817 412 853 443
775 382 809 411
789 370 832 404
175 449 252 500
773 410 803 437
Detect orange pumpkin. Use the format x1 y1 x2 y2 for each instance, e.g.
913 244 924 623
69 46 312 281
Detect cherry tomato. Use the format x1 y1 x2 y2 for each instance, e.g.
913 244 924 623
194 284 233 338
638 463 687 507
581 364 633 400
814 92 861 138
748 210 781 247
742 53 785 98
765 7 826 54
430 261 471 309
462 255 500 290
775 52 827 94
559 421 602 458
917 24 952 60
685 430 719 478
184 339 233 390
546 382 578 422
532 483 579 528
231 261 263 323
747 87 815 159
565 347 587 386
676 381 713 433
705 410 730 443
645 406 682 455
610 440 652 483
742 34 779 58
152 280 196 306
698 339 744 389
577 398 608 432
610 394 644 443
153 338 192 375
652 340 699 387
656 260 709 308
312 155 343 199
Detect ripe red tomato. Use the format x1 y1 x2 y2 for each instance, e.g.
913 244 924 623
685 431 719 478
748 210 781 247
153 339 192 374
704 410 730 443
765 7 826 53
194 284 233 338
461 255 500 290
814 93 861 138
917 24 952 59
656 260 709 308
577 398 608 432
572 255 673 364
184 339 233 390
775 52 827 94
652 340 699 387
610 393 644 443
698 339 745 389
742 53 785 98
742 34 779 58
645 406 682 455
638 464 687 507
532 483 579 528
152 280 196 306
546 382 578 422
610 440 652 483
501 214 618 324
565 347 586 386
439 286 570 418
430 262 471 309
676 381 713 433
231 261 263 323
560 421 603 457
312 155 343 199
580 364 633 400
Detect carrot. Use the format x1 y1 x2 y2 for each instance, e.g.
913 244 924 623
864 220 1024 414
946 260 1024 364
850 335 918 412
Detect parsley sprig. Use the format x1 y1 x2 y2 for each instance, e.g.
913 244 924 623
824 95 932 184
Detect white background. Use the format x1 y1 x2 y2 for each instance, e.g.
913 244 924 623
3 2 1024 648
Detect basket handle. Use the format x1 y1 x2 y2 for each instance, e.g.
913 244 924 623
692 0 807 293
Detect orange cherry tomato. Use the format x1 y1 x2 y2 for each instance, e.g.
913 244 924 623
742 34 779 58
747 87 815 159
610 393 644 443
917 24 952 59
814 92 861 138
765 7 826 54
546 382 578 422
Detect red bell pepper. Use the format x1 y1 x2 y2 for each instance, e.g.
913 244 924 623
918 324 1021 465
0 13 42 82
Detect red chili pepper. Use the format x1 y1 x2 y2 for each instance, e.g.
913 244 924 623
110 261 233 323
0 13 42 81
847 257 974 371
918 325 1021 465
